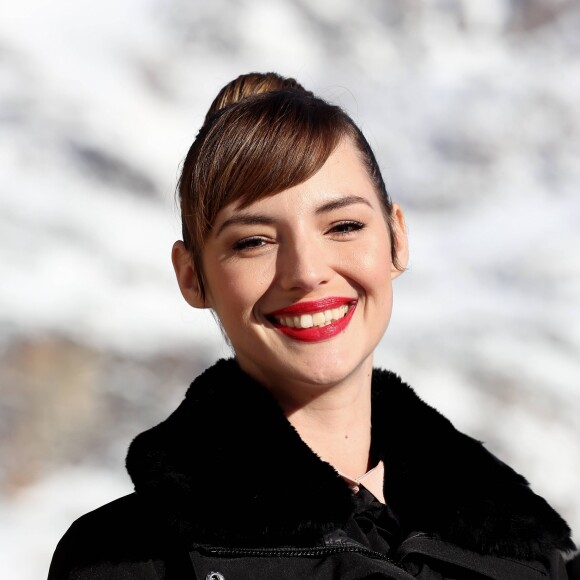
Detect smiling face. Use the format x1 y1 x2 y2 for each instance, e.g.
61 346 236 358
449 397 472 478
173 139 408 400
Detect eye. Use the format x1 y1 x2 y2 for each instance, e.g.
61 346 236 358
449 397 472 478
327 220 365 236
232 236 268 251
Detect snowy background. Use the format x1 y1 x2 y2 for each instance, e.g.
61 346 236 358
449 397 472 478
1 0 579 576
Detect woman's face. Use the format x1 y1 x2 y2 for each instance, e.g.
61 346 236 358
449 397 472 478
181 139 407 397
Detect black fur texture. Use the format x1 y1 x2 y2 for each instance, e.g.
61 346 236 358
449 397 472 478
126 358 574 560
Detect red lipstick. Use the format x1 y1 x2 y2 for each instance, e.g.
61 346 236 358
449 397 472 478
268 297 354 317
267 297 357 343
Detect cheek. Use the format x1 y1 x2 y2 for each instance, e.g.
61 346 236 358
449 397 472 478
207 262 273 316
351 239 394 289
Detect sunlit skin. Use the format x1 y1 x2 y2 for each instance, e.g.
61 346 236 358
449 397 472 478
173 138 408 476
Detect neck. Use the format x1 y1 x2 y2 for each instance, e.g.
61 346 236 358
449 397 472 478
278 368 373 478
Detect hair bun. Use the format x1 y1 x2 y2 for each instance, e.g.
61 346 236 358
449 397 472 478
205 72 310 120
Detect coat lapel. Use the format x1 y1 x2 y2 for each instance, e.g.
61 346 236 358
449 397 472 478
126 359 574 560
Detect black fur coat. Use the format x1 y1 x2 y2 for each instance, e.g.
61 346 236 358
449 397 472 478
50 358 576 579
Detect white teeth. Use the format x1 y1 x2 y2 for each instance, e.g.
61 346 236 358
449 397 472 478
312 312 325 326
275 304 352 329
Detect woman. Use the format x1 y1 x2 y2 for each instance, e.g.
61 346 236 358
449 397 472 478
49 72 576 579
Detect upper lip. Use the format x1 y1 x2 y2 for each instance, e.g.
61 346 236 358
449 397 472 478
266 297 357 317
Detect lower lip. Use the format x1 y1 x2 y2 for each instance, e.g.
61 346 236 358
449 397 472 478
273 304 357 342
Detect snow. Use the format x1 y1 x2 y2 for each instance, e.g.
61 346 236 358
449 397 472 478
0 467 132 577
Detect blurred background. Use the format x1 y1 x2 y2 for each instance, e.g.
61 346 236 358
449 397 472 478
1 0 579 576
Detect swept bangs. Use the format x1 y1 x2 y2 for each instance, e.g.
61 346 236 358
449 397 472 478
179 90 351 252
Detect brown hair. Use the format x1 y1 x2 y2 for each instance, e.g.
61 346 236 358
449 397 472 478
178 72 400 299
205 72 309 120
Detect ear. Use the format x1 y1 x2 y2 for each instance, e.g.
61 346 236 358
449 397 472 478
390 203 409 279
171 241 208 309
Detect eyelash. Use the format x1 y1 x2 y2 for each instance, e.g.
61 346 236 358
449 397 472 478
327 220 365 235
231 236 268 251
231 221 365 252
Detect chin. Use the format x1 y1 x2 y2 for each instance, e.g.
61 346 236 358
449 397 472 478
289 354 373 389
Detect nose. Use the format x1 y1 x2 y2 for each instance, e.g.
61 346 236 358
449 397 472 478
275 236 331 292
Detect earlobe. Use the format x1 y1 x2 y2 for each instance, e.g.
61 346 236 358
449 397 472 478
390 203 409 279
171 241 207 309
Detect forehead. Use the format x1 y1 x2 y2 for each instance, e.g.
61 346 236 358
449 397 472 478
218 139 379 219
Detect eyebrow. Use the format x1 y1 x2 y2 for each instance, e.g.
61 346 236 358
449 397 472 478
215 214 275 237
215 195 373 237
315 195 373 214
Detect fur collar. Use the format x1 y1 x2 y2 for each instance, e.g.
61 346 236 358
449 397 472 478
126 358 574 560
